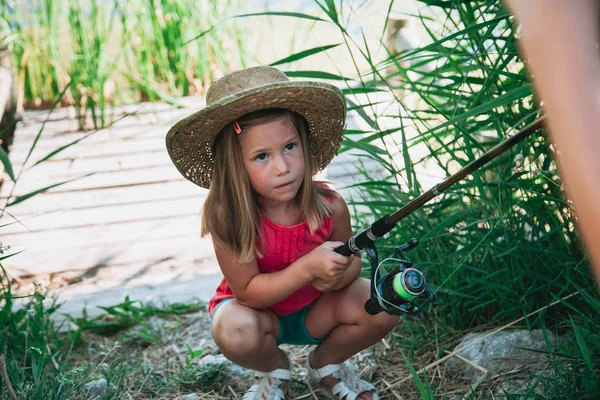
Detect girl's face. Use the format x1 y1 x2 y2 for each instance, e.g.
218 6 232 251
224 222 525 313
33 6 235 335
239 116 305 208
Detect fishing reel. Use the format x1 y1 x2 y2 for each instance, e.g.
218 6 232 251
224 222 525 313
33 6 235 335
364 238 435 316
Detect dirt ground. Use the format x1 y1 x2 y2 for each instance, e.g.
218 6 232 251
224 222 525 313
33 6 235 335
76 308 451 400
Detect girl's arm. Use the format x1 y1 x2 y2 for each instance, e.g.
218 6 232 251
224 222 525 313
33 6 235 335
313 192 362 292
214 236 353 310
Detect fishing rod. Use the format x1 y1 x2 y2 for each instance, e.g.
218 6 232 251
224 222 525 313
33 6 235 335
334 116 547 316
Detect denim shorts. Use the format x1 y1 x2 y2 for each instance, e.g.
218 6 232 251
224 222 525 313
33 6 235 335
210 298 324 346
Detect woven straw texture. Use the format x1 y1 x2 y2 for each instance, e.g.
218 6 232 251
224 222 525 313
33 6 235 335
165 66 346 188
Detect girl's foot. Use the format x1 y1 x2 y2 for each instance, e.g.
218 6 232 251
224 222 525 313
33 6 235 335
243 367 291 400
305 352 379 400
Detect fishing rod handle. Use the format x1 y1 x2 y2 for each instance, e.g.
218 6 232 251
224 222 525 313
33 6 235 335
334 228 378 256
334 215 396 256
334 242 354 256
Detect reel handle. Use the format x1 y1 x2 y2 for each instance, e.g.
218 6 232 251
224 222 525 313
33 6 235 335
364 298 382 315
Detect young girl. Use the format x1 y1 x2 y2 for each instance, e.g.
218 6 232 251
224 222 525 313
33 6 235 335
166 66 399 400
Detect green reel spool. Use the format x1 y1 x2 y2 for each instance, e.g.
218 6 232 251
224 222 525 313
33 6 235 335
389 268 426 301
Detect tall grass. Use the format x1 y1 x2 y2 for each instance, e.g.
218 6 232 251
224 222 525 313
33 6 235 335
0 263 82 399
118 0 246 103
2 0 246 128
2 0 62 109
67 0 117 130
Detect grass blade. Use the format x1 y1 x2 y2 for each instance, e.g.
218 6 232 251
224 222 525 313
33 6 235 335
233 12 327 22
31 112 133 167
269 44 341 66
419 84 533 138
7 174 94 207
282 70 351 80
0 147 15 182
570 316 595 375
0 250 26 261
400 350 433 399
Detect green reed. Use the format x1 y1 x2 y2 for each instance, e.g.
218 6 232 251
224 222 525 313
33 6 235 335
117 0 246 102
2 0 246 128
2 0 62 109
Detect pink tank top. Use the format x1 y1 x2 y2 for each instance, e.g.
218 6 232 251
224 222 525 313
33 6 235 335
208 197 334 317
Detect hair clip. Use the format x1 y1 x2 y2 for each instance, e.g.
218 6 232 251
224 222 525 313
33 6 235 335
233 121 242 134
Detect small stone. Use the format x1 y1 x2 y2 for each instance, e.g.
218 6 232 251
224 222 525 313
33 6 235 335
84 378 107 393
447 329 561 385
83 378 117 399
198 354 249 377
198 354 228 367
84 378 115 398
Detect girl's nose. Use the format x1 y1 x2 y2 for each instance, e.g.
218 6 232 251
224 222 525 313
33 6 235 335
274 154 290 175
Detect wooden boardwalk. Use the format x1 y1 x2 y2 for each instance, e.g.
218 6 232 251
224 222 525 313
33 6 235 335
1 97 385 318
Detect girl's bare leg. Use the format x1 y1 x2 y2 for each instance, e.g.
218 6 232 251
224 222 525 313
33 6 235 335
211 299 289 372
304 278 400 399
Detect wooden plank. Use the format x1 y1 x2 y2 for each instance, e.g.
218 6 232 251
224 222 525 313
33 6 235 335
3 179 205 215
7 142 173 179
4 234 216 275
8 131 167 165
5 155 382 196
16 96 204 129
11 123 166 152
6 213 201 249
3 149 382 201
6 219 200 251
52 258 222 322
1 158 380 220
3 193 204 234
10 103 372 164
2 163 186 196
12 111 181 148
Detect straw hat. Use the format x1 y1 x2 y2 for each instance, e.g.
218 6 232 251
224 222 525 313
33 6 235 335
165 66 347 188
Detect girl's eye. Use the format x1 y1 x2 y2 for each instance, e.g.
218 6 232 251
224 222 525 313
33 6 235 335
255 153 268 161
284 143 296 151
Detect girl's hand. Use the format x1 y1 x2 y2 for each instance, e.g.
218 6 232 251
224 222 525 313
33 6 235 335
312 276 349 292
305 241 354 282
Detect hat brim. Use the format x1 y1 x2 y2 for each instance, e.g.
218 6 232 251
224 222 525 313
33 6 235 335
166 81 346 188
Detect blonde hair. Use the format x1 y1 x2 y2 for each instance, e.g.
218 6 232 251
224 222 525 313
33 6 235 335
201 109 335 263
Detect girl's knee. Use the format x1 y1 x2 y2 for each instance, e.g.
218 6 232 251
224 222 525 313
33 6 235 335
335 277 370 303
372 312 400 333
212 311 266 354
348 277 370 295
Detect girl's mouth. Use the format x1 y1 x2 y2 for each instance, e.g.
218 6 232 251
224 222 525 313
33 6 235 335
275 181 294 189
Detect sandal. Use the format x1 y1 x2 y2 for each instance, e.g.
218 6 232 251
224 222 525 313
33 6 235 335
305 352 379 400
242 363 291 400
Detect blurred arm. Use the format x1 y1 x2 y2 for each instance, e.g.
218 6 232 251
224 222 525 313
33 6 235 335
505 0 600 282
